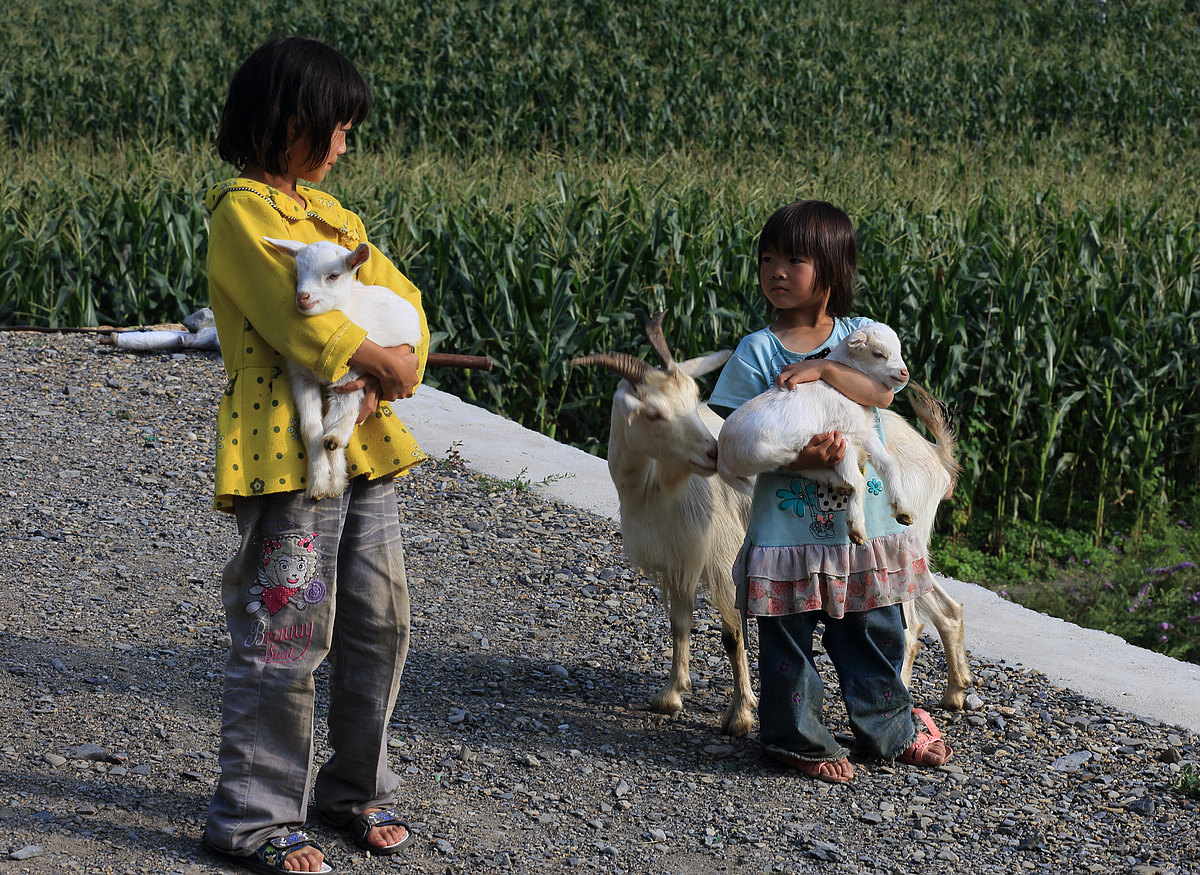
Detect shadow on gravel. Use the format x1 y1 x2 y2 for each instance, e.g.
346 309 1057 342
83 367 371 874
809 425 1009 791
396 644 758 773
0 766 210 854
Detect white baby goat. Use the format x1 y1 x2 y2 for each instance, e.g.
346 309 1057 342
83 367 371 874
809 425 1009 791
263 237 422 500
717 323 917 545
572 315 758 736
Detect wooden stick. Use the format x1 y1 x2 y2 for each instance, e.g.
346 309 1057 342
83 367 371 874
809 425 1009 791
427 352 493 371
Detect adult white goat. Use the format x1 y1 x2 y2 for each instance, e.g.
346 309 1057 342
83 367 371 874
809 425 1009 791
263 237 422 500
716 323 917 546
571 315 758 736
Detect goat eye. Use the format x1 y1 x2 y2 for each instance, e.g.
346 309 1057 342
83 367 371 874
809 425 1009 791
644 410 663 422
873 351 885 358
326 273 340 282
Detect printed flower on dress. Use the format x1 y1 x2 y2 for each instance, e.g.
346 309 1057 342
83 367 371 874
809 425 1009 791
867 477 884 495
776 479 815 518
250 478 265 494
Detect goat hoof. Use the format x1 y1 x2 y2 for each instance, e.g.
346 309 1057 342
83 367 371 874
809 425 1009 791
721 709 755 738
849 530 866 546
895 512 914 526
940 691 967 711
647 692 685 715
322 435 343 451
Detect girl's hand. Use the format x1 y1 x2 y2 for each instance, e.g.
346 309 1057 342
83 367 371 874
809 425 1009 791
785 431 846 470
336 373 383 423
776 360 826 389
346 340 420 403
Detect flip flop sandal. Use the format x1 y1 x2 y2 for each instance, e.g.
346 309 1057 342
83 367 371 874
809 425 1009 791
205 832 334 874
899 707 954 766
349 807 413 855
767 749 854 784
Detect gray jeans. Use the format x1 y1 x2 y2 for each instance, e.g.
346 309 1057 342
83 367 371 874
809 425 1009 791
205 476 410 854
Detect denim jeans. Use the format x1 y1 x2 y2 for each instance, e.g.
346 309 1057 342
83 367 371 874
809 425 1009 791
757 605 915 761
205 475 410 854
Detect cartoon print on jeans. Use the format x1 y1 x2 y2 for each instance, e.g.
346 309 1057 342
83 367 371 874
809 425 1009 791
243 530 327 663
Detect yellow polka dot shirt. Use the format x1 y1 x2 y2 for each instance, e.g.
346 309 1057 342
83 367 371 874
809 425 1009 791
205 178 428 511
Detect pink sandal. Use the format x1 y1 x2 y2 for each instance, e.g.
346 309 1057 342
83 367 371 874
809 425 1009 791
898 708 953 766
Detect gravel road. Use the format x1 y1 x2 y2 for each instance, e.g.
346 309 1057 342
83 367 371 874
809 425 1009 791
0 332 1197 875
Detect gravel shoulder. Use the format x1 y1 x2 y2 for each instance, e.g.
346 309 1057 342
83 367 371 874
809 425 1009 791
1 333 1197 875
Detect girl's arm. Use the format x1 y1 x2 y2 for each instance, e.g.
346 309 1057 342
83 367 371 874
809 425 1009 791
776 359 895 408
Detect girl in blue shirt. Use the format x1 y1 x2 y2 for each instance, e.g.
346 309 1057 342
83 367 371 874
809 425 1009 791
710 200 952 783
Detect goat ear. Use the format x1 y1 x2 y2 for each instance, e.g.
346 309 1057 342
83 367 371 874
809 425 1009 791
614 388 644 425
847 330 869 349
347 243 371 272
676 349 733 379
262 237 305 258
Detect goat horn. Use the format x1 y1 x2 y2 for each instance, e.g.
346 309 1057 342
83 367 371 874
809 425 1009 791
644 312 675 370
570 352 652 386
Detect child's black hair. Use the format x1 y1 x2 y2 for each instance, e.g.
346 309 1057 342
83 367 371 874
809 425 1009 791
217 37 372 175
758 200 857 317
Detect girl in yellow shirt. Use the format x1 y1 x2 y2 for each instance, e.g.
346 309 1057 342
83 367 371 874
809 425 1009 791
203 37 422 874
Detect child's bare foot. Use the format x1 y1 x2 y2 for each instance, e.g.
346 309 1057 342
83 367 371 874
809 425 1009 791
206 832 330 874
350 807 413 855
362 807 409 849
282 842 326 872
899 707 954 766
767 749 854 783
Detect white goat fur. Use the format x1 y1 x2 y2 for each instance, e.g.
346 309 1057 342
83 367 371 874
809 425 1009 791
573 334 758 736
717 323 916 546
263 237 422 500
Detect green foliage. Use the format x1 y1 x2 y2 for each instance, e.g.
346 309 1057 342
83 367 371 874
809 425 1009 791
1174 763 1200 801
937 508 1200 663
5 0 1200 164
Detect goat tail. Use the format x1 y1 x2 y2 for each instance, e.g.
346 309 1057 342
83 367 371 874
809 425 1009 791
904 381 961 497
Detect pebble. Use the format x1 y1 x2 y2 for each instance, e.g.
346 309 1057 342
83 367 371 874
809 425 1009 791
0 334 1196 874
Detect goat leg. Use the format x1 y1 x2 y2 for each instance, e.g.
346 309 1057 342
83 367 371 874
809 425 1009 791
647 578 697 715
865 431 917 526
915 581 974 709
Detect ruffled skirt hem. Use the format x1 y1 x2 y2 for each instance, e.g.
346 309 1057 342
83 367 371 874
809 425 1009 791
736 527 934 619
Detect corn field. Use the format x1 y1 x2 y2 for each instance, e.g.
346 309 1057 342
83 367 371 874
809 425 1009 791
2 0 1199 554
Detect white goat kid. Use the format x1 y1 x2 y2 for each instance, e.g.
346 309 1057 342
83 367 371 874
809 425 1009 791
572 316 757 737
263 237 422 500
717 323 917 545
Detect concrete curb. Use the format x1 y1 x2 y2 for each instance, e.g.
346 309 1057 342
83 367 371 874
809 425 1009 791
400 385 1199 733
